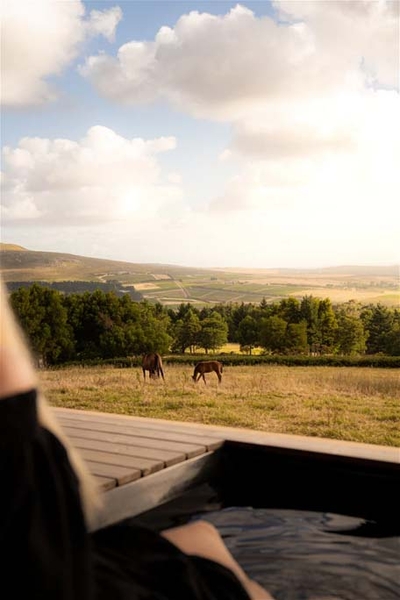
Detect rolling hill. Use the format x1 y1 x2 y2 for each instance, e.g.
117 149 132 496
0 243 398 307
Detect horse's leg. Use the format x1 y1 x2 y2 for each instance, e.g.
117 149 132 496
202 373 207 385
217 371 222 384
142 368 146 381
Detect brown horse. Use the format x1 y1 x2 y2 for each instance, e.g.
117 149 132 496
192 361 223 384
142 353 165 381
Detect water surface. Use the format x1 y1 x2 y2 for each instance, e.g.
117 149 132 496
192 507 400 600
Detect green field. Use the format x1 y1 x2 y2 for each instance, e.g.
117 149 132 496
42 364 400 447
1 244 398 306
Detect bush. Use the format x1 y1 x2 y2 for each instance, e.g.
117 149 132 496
53 354 400 369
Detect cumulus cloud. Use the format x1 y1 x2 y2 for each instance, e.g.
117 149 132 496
81 2 398 118
274 0 399 89
1 1 122 107
230 87 399 158
86 6 122 42
213 88 400 211
80 1 399 228
1 126 181 224
3 2 398 267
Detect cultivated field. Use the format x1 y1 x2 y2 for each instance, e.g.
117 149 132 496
41 365 400 447
1 244 398 306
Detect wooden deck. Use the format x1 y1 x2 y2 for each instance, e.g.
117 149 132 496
56 408 225 492
55 407 400 529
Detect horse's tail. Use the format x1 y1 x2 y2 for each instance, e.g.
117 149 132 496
220 362 223 373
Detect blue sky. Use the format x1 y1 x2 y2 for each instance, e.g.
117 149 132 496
1 1 399 268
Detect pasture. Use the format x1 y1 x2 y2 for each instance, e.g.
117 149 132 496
1 244 398 306
41 365 400 447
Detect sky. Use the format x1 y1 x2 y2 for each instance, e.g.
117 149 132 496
1 0 399 269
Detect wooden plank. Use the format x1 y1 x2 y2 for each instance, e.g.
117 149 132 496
57 413 223 450
77 448 163 476
59 421 206 458
92 451 217 531
69 435 165 477
85 461 141 486
55 408 399 465
56 408 220 438
68 436 186 467
94 476 116 491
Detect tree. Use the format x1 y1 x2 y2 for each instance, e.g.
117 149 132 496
260 316 287 353
385 311 400 356
138 303 172 355
11 284 73 365
278 297 301 324
335 304 368 355
300 295 320 353
198 312 228 353
361 304 395 354
285 321 308 354
317 298 338 354
171 302 193 323
171 310 201 354
228 302 250 343
66 290 122 359
237 315 259 354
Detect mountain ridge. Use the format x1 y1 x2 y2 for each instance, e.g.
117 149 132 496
0 243 397 278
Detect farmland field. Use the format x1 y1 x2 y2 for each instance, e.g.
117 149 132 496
1 244 398 306
42 365 400 447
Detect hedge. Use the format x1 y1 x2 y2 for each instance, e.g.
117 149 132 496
52 354 400 369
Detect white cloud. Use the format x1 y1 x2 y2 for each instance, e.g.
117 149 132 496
86 6 122 43
79 2 399 229
1 1 122 107
274 0 399 89
213 89 400 210
1 126 181 224
2 2 399 268
81 2 398 119
167 172 182 184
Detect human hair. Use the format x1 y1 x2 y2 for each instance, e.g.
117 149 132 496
0 279 101 525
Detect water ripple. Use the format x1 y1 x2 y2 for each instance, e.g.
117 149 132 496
191 508 400 600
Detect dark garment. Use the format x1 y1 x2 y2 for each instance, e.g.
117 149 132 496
0 390 251 600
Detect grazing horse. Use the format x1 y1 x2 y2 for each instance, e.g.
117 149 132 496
142 353 165 381
192 361 223 384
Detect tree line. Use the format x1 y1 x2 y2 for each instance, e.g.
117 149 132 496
8 283 400 366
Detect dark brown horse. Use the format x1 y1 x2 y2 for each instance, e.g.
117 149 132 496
192 360 223 384
142 353 165 381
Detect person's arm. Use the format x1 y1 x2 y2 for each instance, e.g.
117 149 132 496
162 520 274 600
0 346 37 400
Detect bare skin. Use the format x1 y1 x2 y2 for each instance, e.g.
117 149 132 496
0 347 36 399
162 521 273 600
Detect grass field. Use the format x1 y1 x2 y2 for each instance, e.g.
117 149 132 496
142 280 399 306
42 365 400 447
2 245 398 306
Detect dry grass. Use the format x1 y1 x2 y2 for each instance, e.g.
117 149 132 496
41 365 400 447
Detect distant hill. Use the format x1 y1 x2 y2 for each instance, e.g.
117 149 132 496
0 243 215 282
0 243 28 251
0 243 398 306
220 265 399 278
